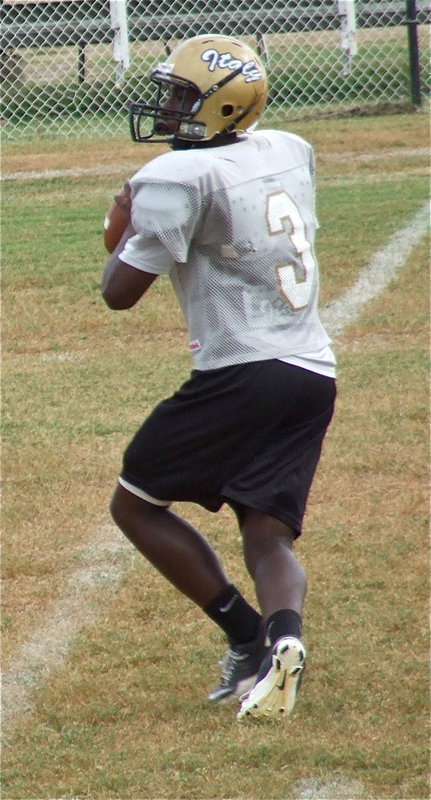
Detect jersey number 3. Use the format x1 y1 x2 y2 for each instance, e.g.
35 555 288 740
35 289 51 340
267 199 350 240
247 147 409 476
266 190 316 311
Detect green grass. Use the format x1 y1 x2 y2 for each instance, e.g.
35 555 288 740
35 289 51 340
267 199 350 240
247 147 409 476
1 114 430 799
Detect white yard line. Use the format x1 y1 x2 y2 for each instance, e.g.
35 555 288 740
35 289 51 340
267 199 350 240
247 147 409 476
1 163 139 182
294 776 367 798
1 202 429 744
1 525 135 740
320 201 430 338
319 146 429 163
1 146 428 182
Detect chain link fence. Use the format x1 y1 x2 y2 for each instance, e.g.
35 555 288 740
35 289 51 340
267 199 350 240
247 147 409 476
1 0 430 140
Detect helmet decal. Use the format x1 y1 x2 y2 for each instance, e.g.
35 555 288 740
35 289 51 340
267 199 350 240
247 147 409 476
201 49 263 82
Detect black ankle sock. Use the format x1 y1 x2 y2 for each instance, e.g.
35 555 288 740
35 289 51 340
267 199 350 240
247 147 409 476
204 584 262 645
266 609 303 645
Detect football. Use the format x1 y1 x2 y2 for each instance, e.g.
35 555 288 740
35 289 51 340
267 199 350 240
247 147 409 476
103 182 131 253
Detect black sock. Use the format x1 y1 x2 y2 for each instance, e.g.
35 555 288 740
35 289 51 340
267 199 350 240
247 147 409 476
204 584 262 645
266 609 303 646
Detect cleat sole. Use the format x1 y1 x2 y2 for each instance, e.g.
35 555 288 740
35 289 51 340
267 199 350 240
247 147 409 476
237 637 306 720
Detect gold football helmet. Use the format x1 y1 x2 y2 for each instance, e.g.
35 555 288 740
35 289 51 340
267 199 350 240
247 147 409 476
130 34 268 144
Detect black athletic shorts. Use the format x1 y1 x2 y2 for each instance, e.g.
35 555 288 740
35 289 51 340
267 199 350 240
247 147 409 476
119 359 336 536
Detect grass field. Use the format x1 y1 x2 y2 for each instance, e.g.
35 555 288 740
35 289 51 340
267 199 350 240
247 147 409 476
1 112 430 800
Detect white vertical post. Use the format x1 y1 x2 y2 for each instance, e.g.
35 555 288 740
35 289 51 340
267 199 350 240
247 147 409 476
338 0 358 76
110 0 130 89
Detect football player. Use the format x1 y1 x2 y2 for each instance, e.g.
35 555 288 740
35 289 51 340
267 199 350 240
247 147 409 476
101 34 336 719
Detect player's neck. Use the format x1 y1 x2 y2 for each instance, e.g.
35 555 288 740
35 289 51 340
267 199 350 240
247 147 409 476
171 133 240 150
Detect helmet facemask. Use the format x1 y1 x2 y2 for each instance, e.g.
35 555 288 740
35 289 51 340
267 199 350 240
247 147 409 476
130 73 205 143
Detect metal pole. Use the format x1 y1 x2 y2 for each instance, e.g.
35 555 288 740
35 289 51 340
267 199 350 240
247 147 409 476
78 44 86 84
338 0 358 77
406 0 422 107
110 0 130 89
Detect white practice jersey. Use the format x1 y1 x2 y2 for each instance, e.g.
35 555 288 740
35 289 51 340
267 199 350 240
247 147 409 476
120 129 334 371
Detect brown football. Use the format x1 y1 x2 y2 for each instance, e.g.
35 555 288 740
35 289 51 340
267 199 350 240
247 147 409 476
103 182 131 253
103 200 130 253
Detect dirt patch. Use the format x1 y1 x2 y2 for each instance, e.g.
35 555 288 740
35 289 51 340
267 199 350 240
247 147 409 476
295 777 367 798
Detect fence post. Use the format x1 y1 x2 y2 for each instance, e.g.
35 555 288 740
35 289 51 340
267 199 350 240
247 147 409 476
110 0 130 89
406 0 422 107
78 44 86 84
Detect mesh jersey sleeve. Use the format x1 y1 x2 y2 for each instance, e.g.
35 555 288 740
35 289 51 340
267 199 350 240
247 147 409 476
118 179 201 273
119 235 175 275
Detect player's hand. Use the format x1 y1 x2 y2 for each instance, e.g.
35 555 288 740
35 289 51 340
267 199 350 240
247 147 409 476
103 181 132 253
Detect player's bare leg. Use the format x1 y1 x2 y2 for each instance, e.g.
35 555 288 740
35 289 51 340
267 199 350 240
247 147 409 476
240 507 307 617
110 484 267 703
110 483 230 607
237 507 307 719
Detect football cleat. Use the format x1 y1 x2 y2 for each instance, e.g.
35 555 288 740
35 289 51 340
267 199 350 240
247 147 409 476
208 626 268 703
237 636 306 720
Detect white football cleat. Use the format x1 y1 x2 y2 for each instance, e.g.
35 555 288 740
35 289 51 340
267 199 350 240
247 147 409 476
237 636 306 720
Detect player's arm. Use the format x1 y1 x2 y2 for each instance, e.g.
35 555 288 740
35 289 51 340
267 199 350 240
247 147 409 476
101 227 157 310
101 181 158 310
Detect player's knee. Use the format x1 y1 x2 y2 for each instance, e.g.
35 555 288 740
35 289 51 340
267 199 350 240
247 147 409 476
110 485 127 528
241 511 294 572
110 483 163 531
109 483 142 529
242 508 296 547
